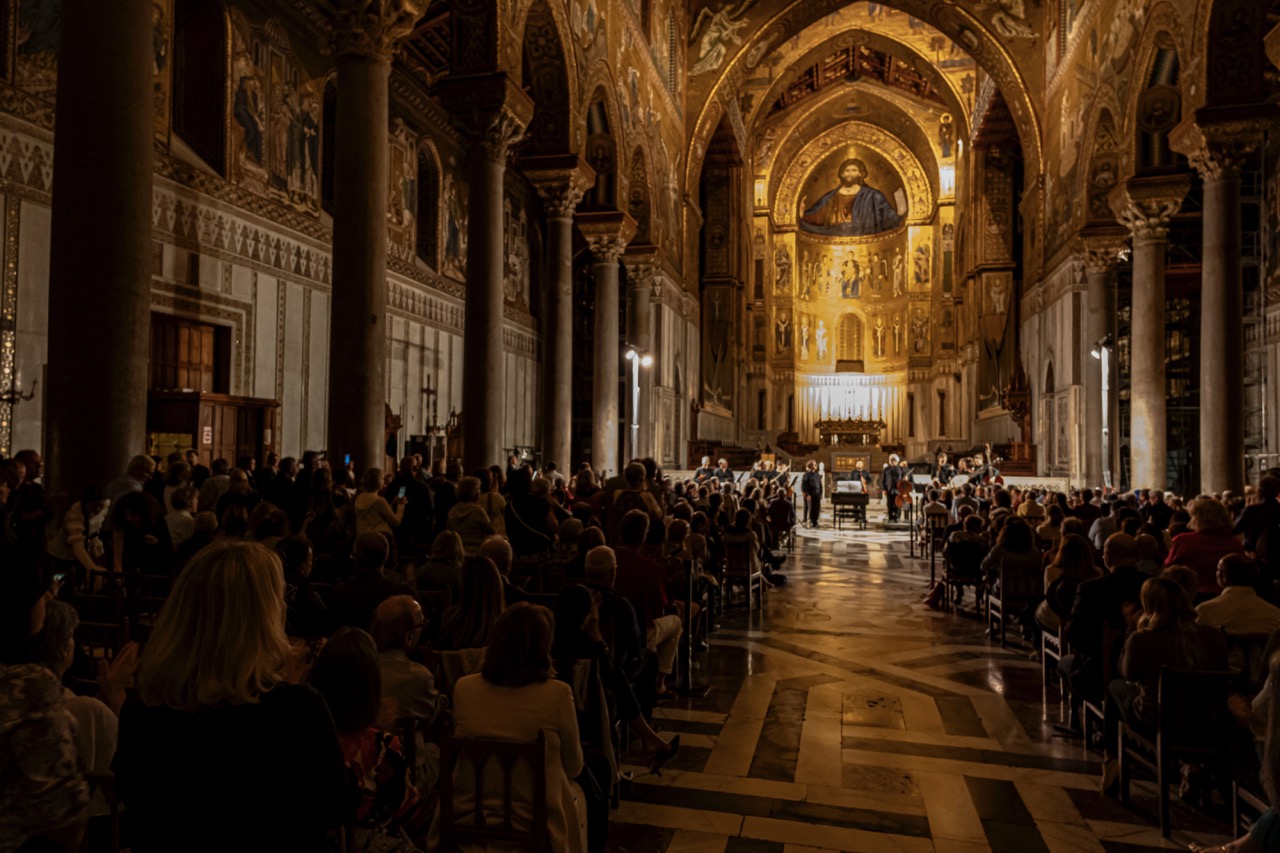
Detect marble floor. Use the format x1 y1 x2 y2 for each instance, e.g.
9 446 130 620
606 510 1237 853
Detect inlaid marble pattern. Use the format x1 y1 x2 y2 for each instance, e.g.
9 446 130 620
606 510 1235 852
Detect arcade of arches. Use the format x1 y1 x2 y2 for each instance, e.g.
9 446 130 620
10 0 1280 501
6 0 1280 847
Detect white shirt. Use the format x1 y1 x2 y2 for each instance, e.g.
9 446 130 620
1197 586 1280 636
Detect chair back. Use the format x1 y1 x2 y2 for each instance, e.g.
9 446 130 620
722 536 758 577
1223 631 1273 693
1156 667 1236 751
439 729 549 852
945 539 985 580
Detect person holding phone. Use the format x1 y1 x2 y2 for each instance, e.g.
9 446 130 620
386 457 434 558
353 469 405 563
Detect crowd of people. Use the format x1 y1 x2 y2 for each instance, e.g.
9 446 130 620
921 473 1280 842
0 447 797 852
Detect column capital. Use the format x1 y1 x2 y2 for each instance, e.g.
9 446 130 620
577 211 637 263
523 155 596 218
1170 112 1273 183
622 245 667 297
319 0 427 60
1108 175 1192 242
436 73 534 162
1077 229 1130 274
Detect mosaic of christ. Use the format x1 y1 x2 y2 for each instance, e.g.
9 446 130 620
797 149 907 238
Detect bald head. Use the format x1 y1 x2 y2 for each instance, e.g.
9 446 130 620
1103 533 1138 572
370 595 423 652
479 535 513 577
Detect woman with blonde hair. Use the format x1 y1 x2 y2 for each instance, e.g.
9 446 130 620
1164 496 1246 597
446 476 495 556
112 540 351 851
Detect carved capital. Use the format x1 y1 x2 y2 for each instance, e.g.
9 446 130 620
319 0 427 59
623 247 663 293
1108 175 1192 242
1077 232 1130 274
524 155 596 218
578 211 637 264
437 73 534 163
1170 118 1267 183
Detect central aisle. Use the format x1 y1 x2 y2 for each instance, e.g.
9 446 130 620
604 523 1231 852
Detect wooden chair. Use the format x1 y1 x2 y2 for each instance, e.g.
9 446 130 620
722 536 764 611
924 511 950 586
1081 626 1122 750
986 567 1006 648
1117 667 1250 838
1041 627 1067 713
438 730 550 852
77 570 128 662
125 572 173 643
941 538 985 612
1232 780 1269 839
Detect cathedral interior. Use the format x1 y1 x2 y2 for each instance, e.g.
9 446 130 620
7 0 1280 851
5 0 1275 498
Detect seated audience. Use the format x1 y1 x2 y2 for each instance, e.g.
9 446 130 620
416 530 465 600
1035 533 1098 634
1196 553 1280 636
353 468 404 541
113 540 351 851
307 627 420 840
444 603 589 853
0 574 87 852
108 491 172 575
479 534 525 604
326 532 415 632
612 509 682 697
164 485 197 552
435 556 506 651
980 518 1043 634
1164 496 1246 597
1236 475 1280 553
1061 533 1145 704
276 535 326 640
447 476 495 556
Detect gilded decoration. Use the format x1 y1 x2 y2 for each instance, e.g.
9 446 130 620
774 122 932 227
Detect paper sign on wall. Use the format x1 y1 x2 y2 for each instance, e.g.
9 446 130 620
202 426 212 446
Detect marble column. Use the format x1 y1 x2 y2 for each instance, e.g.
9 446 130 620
324 1 424 472
1173 119 1267 494
45 0 154 498
438 76 533 471
526 157 595 472
1109 176 1191 491
1079 234 1127 489
578 213 637 477
623 250 660 461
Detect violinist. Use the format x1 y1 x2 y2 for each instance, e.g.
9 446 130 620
694 456 715 483
931 451 956 487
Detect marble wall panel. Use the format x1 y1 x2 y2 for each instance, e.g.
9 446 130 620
306 290 328 451
281 282 305 456
253 273 279 400
12 199 49 452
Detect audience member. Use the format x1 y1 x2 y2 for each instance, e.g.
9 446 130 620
447 476 495 555
435 556 506 651
1163 496 1246 597
1196 553 1280 636
327 532 415 631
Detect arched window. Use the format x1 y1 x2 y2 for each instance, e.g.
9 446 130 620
173 0 226 173
320 79 336 214
416 145 440 268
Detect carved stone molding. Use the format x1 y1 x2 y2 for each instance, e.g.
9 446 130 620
318 0 428 59
437 73 534 163
622 245 663 293
577 211 637 264
1108 175 1193 242
523 155 596 218
1170 115 1271 183
1077 232 1130 274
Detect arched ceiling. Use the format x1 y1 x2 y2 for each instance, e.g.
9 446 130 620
686 0 1043 188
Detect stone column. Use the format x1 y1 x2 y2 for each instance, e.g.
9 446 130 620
526 157 595 472
45 0 154 498
1079 234 1127 489
1173 119 1268 494
578 213 637 477
1110 176 1191 491
438 75 533 471
623 250 660 461
323 0 425 472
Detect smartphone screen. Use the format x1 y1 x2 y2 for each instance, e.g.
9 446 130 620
343 453 351 466
51 572 67 584
397 486 407 499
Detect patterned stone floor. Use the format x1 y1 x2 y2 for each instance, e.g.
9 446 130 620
605 508 1236 852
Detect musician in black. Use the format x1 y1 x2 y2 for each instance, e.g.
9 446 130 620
881 454 905 521
850 459 872 491
714 458 734 483
801 460 823 528
931 451 956 487
694 455 715 483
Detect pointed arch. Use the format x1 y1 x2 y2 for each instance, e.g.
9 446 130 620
521 0 575 156
583 85 620 210
415 139 442 269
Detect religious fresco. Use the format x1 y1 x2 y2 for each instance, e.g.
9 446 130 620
502 195 531 310
229 12 323 215
387 122 416 264
14 0 58 101
798 152 905 237
152 0 172 143
442 161 468 280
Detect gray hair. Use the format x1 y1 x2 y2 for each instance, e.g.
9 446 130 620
35 600 79 667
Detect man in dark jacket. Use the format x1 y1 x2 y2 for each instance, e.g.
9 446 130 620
882 454 905 522
388 456 433 557
801 461 822 528
1060 533 1145 704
